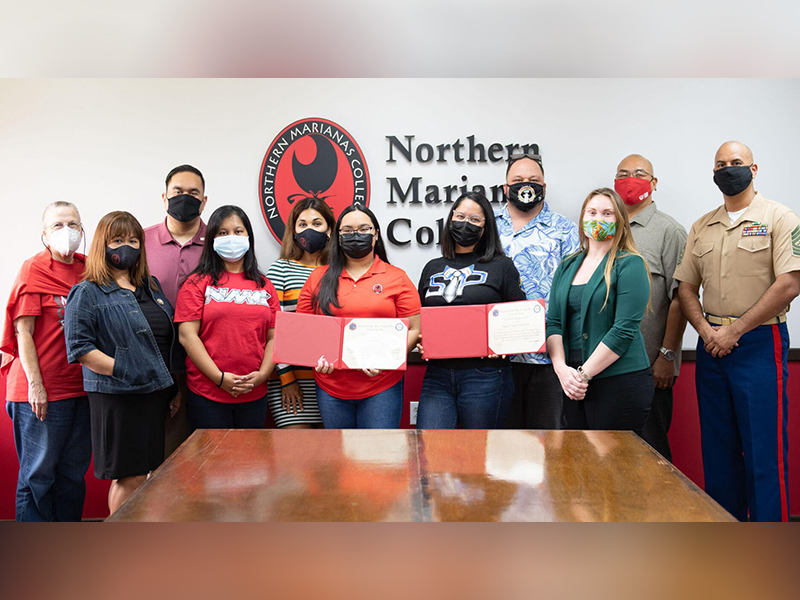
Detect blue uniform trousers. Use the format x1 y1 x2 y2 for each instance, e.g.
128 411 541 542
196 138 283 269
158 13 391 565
695 322 790 522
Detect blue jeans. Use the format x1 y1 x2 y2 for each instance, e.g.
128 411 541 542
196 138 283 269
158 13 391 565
6 397 92 521
417 365 514 429
315 379 404 428
188 391 269 430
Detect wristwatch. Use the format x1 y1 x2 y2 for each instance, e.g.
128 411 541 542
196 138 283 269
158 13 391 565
659 347 676 362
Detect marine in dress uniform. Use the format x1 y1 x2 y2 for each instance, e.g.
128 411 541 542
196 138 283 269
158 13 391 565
675 141 800 522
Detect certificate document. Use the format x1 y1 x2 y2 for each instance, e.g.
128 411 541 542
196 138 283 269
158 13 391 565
341 318 409 370
487 300 546 355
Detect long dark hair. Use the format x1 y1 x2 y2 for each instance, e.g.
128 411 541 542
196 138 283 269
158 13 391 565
312 204 389 315
440 191 505 263
279 196 336 264
188 205 266 287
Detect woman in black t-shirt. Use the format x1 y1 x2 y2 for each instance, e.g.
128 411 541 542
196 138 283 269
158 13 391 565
417 192 526 429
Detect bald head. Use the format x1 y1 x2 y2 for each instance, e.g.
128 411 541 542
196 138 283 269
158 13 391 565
616 154 654 176
715 141 754 167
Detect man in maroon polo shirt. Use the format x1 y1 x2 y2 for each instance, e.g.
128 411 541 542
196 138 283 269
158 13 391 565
144 164 208 455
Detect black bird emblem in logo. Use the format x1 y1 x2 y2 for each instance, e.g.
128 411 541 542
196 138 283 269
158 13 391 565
289 134 338 203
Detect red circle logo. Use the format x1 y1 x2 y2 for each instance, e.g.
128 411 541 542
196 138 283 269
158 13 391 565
259 118 370 243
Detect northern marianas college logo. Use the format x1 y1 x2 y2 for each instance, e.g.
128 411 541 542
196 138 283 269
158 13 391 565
259 117 370 243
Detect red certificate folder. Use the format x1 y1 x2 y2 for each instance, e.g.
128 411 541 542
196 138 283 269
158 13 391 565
420 300 546 359
273 312 410 370
272 312 345 369
419 305 488 360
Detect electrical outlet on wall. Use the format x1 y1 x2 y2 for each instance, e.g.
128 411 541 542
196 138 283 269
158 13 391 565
409 401 419 426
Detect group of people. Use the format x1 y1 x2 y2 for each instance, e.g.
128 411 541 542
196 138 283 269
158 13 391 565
3 141 798 522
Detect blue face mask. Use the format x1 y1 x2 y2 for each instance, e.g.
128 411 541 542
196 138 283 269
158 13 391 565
213 235 250 262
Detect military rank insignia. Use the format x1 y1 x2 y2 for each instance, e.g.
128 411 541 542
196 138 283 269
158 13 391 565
741 222 769 236
792 224 800 257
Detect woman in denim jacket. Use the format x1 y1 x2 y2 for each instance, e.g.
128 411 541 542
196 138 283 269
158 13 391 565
65 211 180 515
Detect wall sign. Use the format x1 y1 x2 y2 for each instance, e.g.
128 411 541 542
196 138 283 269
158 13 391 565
259 117 370 243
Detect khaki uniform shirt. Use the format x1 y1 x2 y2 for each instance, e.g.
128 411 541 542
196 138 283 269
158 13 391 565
674 192 800 318
630 202 687 376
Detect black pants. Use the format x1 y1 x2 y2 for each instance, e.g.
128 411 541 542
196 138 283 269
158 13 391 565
562 367 654 437
505 363 564 429
640 384 674 461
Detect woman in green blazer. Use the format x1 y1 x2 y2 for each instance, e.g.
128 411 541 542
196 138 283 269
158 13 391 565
546 187 654 435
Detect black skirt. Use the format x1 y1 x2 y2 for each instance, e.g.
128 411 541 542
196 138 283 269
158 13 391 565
87 385 176 480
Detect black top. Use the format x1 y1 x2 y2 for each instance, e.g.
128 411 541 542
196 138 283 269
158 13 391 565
134 286 173 367
418 251 526 369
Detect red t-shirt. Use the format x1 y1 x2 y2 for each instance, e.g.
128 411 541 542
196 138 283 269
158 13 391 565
174 271 279 403
296 257 421 400
6 259 85 402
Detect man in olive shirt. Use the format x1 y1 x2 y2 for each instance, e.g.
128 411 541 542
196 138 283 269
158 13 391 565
614 154 687 461
676 141 800 521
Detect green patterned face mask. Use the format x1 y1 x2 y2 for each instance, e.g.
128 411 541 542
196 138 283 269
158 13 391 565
583 220 617 242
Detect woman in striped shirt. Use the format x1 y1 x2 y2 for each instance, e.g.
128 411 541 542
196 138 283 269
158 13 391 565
266 197 336 428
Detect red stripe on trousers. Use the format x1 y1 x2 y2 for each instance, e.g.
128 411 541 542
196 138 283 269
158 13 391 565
772 324 789 522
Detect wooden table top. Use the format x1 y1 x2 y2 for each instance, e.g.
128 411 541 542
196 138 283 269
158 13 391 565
107 429 735 522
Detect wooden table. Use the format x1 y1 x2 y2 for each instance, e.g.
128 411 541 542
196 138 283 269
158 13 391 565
107 429 735 522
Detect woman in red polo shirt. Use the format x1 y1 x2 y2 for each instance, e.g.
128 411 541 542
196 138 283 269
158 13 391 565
296 204 421 428
175 205 279 430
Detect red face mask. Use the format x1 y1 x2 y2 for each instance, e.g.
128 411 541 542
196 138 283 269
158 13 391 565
614 177 653 206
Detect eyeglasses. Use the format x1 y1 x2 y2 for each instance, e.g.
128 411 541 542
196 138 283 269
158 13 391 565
452 212 485 226
340 226 374 236
46 221 82 231
615 170 653 180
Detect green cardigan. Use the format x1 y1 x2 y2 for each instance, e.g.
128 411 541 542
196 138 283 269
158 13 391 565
546 250 651 379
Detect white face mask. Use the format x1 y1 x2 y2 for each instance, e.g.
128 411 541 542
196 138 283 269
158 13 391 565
47 227 82 256
213 235 250 262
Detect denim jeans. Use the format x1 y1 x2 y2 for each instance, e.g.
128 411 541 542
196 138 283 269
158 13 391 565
417 365 514 429
315 379 404 429
6 397 92 521
188 391 269 430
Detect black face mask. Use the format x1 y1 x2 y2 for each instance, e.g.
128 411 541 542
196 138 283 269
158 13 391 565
106 245 141 271
294 228 329 254
506 182 545 212
340 232 374 259
167 194 202 223
713 165 753 197
449 220 484 247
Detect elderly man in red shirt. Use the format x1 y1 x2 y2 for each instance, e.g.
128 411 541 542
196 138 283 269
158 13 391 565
144 164 208 455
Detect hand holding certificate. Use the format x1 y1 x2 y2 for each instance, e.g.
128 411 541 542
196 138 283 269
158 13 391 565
273 312 410 371
420 300 546 359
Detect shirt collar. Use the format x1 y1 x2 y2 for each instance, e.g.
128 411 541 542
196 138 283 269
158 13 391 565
156 218 207 246
629 201 657 227
497 201 553 232
706 192 766 227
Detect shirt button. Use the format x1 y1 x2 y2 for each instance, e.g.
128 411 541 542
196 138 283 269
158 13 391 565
722 274 727 279
722 295 727 300
726 231 732 236
582 333 588 340
724 252 729 257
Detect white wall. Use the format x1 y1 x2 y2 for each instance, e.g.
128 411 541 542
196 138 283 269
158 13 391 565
2 78 799 348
